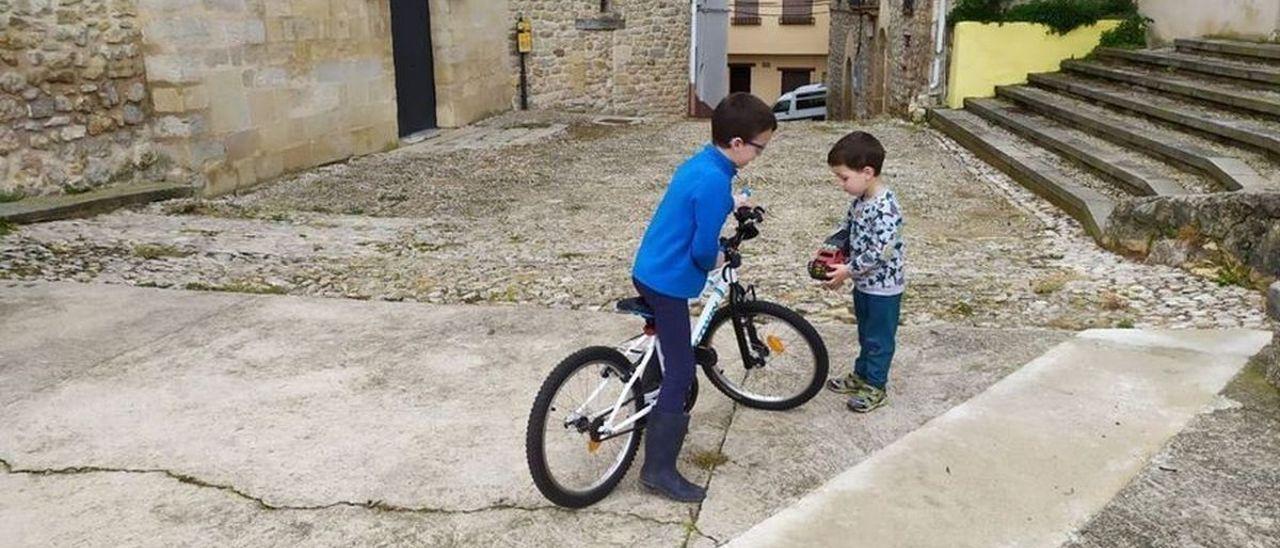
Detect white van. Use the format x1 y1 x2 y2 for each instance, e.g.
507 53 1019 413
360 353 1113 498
772 83 827 121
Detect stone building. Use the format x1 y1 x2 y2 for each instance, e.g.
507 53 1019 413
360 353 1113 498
826 0 942 120
507 0 691 116
1 0 163 197
2 0 692 199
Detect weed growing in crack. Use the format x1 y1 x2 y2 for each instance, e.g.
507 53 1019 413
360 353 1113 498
133 243 194 260
691 449 729 471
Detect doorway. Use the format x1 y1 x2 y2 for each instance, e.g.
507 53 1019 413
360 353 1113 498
390 0 437 136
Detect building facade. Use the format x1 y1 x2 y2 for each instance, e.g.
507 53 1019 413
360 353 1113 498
727 0 830 105
827 0 940 120
2 0 692 199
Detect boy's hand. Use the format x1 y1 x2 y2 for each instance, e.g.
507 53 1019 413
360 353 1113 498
823 264 852 289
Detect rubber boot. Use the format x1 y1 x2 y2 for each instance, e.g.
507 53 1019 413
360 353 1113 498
640 411 706 503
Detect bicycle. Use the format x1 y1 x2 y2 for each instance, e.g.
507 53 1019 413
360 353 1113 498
525 206 830 508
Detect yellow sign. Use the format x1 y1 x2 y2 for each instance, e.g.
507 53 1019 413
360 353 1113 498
517 18 533 53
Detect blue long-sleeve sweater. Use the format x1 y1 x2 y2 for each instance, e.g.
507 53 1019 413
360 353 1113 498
632 144 737 299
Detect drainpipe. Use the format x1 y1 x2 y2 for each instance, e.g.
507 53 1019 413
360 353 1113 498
689 0 699 116
928 0 947 95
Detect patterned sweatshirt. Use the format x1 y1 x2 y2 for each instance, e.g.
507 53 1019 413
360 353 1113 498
823 188 906 296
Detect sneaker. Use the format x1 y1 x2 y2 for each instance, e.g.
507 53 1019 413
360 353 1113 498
846 385 887 413
825 372 868 394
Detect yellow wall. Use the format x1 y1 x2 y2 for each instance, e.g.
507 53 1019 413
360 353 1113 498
729 54 828 104
946 20 1121 109
728 9 829 56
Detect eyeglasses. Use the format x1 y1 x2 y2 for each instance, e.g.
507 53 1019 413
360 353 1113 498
745 140 766 152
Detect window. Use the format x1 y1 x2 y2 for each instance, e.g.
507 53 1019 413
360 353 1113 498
773 100 791 114
780 0 814 25
730 64 753 94
797 94 826 110
733 0 760 25
780 68 811 95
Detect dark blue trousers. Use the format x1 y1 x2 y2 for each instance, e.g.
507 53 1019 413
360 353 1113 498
634 279 695 414
853 289 902 390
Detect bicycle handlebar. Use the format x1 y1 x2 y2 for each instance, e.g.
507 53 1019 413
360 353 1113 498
720 205 766 269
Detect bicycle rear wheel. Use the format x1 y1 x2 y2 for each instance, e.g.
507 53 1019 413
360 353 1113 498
699 300 828 410
526 346 643 508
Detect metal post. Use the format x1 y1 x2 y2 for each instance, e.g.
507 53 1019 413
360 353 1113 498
519 52 529 110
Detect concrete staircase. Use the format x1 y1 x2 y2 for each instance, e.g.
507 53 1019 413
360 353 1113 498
930 38 1280 241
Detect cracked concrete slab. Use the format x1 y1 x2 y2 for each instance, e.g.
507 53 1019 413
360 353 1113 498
0 466 689 547
1 281 1068 546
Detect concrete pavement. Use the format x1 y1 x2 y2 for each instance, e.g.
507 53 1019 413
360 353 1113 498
0 281 1071 546
730 329 1271 547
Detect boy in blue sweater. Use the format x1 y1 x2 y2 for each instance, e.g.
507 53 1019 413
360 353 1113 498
631 93 776 503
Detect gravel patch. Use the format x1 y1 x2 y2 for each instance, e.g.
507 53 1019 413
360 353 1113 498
0 113 1268 330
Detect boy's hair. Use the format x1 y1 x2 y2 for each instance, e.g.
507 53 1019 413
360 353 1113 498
827 131 886 176
711 92 778 147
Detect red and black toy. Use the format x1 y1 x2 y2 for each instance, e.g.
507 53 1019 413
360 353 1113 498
807 247 847 281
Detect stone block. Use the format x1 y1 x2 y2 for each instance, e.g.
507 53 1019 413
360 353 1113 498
1269 282 1280 323
125 81 146 102
144 55 201 84
151 87 183 113
255 152 284 180
223 129 259 161
27 95 55 118
281 142 313 171
183 85 209 110
122 103 145 125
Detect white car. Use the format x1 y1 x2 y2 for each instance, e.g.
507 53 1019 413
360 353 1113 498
772 83 827 121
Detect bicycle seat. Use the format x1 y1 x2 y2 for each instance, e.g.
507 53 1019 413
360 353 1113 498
615 297 654 318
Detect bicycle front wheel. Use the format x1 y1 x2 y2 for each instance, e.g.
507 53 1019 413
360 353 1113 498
526 346 643 508
699 300 828 410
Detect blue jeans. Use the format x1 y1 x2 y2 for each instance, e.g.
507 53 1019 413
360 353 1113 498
634 278 695 414
853 290 902 390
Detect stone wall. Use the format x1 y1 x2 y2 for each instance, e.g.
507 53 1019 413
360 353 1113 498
508 0 690 116
429 0 513 128
1266 283 1280 389
1105 193 1280 289
1139 0 1280 44
1 0 167 197
137 0 400 196
827 0 937 120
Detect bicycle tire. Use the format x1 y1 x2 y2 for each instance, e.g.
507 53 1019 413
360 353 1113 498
699 300 828 410
526 346 643 508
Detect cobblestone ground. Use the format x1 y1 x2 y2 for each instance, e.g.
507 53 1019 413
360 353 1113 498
0 112 1269 330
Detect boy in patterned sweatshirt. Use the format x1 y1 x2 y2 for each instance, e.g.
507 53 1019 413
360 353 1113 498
817 131 905 413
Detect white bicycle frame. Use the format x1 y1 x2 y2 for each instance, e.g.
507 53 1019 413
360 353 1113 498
570 265 739 437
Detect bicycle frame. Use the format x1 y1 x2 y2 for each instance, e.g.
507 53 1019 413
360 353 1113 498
572 265 745 439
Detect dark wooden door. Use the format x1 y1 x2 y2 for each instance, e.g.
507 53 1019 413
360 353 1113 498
780 68 811 95
730 64 752 94
390 0 437 136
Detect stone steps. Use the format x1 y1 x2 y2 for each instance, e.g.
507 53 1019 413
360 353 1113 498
934 39 1280 242
1097 47 1280 85
1175 38 1280 62
995 85 1270 193
0 182 195 224
1061 60 1280 118
1028 72 1280 159
928 108 1115 240
965 97 1187 197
